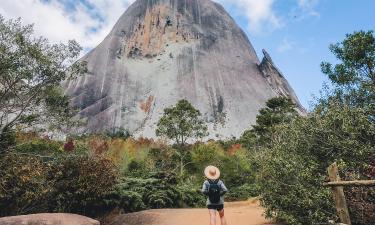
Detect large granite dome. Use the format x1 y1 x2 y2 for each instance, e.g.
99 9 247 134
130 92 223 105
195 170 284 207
63 0 303 139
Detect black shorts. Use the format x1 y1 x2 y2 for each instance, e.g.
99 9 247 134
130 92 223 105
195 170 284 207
207 204 224 211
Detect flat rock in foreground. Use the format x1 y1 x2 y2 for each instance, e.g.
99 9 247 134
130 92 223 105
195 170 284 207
0 213 99 225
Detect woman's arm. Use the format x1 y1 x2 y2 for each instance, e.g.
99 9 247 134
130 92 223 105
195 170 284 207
201 181 209 195
220 181 228 196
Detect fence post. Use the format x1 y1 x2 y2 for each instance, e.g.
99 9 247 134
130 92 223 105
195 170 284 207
327 163 351 225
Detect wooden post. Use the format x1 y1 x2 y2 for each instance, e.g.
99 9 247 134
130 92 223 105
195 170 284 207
323 180 375 187
327 163 351 225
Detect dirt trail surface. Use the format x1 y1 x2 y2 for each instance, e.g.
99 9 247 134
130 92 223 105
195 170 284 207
109 200 277 225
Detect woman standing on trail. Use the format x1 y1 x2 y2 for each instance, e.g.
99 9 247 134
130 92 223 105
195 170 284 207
202 165 228 225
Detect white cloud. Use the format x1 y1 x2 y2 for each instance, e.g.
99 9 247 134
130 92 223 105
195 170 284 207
0 0 319 53
0 0 134 51
297 0 320 18
277 37 316 54
217 0 283 33
0 0 283 50
277 38 296 53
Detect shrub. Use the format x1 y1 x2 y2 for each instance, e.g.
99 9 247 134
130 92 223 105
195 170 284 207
221 147 252 185
63 140 75 152
259 145 334 225
0 153 51 216
106 128 131 140
258 103 375 225
0 143 120 218
176 184 205 207
148 147 178 172
0 128 16 154
48 154 119 217
14 139 62 155
191 142 225 172
226 183 260 201
87 136 109 155
101 185 145 213
118 173 179 209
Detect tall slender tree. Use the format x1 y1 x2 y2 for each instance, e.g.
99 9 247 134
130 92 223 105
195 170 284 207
156 99 208 175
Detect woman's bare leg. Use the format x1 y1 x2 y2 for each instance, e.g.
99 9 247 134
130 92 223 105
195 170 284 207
218 209 227 225
209 209 216 225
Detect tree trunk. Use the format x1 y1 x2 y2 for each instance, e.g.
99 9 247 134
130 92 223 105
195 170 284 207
180 156 184 176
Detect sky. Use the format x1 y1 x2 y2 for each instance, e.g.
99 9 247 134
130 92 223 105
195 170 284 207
0 0 374 110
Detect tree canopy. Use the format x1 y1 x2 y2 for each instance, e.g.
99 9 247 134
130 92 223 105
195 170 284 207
321 30 375 108
156 99 208 146
0 15 86 141
240 96 298 149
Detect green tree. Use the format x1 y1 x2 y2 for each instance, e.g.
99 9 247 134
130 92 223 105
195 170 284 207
240 97 298 148
156 99 208 145
0 16 86 145
258 102 375 225
258 31 375 225
321 30 375 108
156 99 208 176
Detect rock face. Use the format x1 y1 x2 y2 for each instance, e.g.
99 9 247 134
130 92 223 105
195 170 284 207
0 213 100 225
63 0 303 139
259 49 305 114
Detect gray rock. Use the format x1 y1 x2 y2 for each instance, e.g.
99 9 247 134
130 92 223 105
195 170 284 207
259 49 306 115
63 0 304 139
0 213 100 225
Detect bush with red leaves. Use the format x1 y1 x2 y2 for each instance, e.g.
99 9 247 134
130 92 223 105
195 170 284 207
63 140 75 152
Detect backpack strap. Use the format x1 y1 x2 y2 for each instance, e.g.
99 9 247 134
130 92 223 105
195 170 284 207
208 179 219 184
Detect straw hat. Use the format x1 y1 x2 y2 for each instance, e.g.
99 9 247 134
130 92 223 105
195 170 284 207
204 165 220 180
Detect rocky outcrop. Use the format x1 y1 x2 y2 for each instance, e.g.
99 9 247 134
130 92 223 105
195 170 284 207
0 213 100 225
63 0 304 139
259 49 305 112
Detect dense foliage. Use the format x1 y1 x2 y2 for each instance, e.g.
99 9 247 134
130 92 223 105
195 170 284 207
258 103 374 225
256 31 375 225
0 15 85 149
0 133 258 218
240 97 298 149
0 138 118 217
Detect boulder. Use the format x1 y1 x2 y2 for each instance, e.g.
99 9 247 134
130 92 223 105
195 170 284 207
0 213 100 225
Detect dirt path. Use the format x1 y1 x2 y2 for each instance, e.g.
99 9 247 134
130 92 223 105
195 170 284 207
109 200 277 225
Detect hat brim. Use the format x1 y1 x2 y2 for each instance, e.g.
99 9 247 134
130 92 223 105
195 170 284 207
204 166 220 180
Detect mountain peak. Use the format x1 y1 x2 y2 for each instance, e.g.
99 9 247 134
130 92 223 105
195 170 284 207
63 0 303 139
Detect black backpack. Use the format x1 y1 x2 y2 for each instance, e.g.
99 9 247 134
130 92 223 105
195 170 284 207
208 180 221 204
